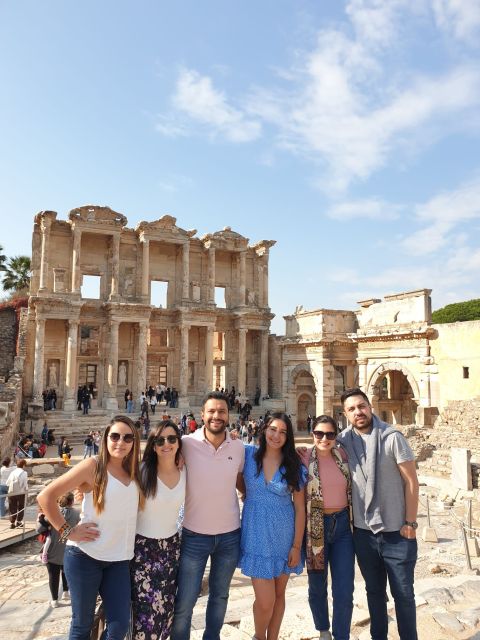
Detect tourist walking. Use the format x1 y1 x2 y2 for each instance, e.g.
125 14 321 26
337 388 419 640
131 420 186 640
238 413 306 640
37 492 80 607
0 457 13 518
37 415 144 640
7 458 28 528
298 415 354 640
171 391 245 640
83 433 94 458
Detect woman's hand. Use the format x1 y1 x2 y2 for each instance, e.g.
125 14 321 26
67 522 100 543
287 545 301 568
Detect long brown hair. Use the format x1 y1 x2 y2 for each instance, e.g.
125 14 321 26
141 420 183 499
92 415 145 514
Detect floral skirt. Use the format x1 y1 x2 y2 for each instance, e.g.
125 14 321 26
130 531 181 640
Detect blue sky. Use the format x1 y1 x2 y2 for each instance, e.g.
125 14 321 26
1 0 480 333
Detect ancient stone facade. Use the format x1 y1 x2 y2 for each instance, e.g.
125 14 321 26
24 206 275 409
273 289 480 430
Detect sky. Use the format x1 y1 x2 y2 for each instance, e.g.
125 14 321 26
1 0 480 333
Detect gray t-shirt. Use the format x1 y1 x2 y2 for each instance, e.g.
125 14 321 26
349 429 414 532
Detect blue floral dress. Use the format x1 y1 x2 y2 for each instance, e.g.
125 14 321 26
239 445 307 579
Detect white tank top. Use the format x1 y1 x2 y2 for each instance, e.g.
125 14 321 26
68 471 139 561
136 467 186 539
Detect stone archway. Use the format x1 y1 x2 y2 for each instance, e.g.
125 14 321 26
367 362 419 425
289 364 317 431
297 391 315 431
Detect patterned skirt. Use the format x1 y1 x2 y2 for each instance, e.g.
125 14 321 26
130 531 181 640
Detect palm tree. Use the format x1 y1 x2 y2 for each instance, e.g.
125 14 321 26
1 256 31 292
0 245 6 272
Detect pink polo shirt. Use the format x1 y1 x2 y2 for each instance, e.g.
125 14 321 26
182 427 245 535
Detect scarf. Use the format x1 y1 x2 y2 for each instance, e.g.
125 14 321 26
305 446 351 571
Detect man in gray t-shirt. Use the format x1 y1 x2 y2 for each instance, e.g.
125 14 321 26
337 388 419 640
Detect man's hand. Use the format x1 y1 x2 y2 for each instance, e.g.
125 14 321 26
400 524 416 539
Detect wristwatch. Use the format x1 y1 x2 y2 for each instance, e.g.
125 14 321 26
404 520 418 529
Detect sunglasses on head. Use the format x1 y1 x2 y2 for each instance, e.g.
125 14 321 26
108 432 135 443
313 430 336 441
154 435 179 446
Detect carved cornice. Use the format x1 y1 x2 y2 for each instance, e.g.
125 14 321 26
135 215 196 244
68 205 127 227
202 227 249 252
252 240 276 257
34 210 57 229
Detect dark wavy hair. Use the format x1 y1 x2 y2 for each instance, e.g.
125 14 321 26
312 414 338 435
254 412 302 491
141 420 183 499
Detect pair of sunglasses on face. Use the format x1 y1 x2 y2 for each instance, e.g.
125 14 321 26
154 435 179 446
109 432 135 443
312 430 336 441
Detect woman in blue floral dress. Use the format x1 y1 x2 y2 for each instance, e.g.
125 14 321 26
131 420 186 640
239 412 306 640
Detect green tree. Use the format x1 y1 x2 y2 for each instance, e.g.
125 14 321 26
0 245 6 271
431 299 480 324
1 255 31 292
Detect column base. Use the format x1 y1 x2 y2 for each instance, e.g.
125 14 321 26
178 397 191 410
103 397 119 411
63 398 77 411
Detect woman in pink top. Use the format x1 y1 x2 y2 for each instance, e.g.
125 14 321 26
299 415 354 640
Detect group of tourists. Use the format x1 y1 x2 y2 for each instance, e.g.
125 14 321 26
42 388 58 411
36 387 418 640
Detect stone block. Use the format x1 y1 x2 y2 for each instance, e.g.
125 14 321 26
32 464 55 476
451 447 472 490
432 611 464 633
0 402 9 428
457 607 480 628
421 587 454 605
422 526 438 542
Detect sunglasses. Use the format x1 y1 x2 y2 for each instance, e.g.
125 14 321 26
108 432 135 443
154 435 179 446
312 430 336 441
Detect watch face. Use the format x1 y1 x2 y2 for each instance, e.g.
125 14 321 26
406 521 418 529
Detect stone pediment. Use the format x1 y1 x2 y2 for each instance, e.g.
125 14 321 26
34 210 57 227
252 240 276 256
68 205 127 227
135 215 196 242
202 227 249 251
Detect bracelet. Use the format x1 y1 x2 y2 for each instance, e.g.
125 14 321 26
58 523 74 543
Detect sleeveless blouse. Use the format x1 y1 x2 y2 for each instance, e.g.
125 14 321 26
67 471 139 561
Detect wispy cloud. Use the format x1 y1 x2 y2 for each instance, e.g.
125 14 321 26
171 68 261 143
326 198 402 221
402 174 480 255
431 0 480 44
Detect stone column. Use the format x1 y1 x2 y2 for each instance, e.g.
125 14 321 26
182 242 190 301
105 319 119 410
110 233 120 300
179 324 190 399
238 251 246 306
208 246 216 304
141 238 150 301
257 263 264 307
39 217 52 292
260 330 269 399
64 319 79 411
32 318 46 401
71 227 82 294
237 328 247 394
136 322 148 399
205 326 214 392
263 260 269 308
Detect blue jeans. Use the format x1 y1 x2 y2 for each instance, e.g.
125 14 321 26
0 484 7 517
308 509 354 640
171 527 240 640
353 527 417 640
64 545 131 640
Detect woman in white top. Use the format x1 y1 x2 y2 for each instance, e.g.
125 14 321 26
38 415 144 640
0 456 13 517
131 419 186 640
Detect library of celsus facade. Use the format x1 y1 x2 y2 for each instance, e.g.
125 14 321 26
24 205 275 409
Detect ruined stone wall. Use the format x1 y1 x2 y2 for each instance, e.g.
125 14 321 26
0 307 16 379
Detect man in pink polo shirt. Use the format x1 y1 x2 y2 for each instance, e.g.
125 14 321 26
171 391 245 640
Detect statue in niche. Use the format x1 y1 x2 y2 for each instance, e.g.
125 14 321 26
118 362 128 386
247 289 256 305
48 362 58 387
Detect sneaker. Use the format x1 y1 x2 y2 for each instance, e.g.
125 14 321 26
10 523 15 529
62 591 70 600
319 632 332 640
16 522 23 528
50 600 58 608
